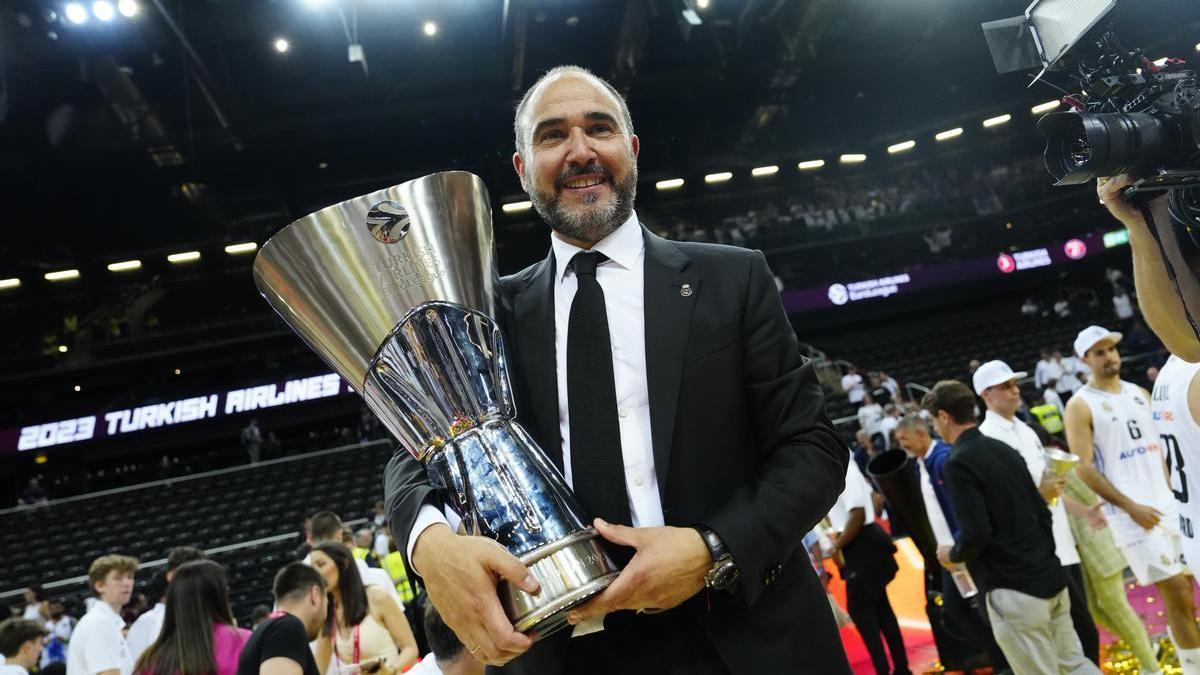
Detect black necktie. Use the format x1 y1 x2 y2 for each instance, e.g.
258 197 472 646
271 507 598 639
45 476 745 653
567 251 634 536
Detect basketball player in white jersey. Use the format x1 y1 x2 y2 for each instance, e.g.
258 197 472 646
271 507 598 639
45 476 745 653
1065 326 1200 674
1152 354 1200 576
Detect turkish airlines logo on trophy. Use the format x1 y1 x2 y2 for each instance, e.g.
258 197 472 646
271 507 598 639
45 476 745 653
365 200 411 244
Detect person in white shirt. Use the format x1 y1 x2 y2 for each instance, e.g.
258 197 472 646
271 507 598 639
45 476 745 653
974 360 1100 665
67 554 138 675
827 461 909 675
1066 326 1200 674
40 600 74 668
406 602 483 675
1151 355 1200 577
20 587 46 623
1043 383 1066 417
1034 349 1065 390
0 619 49 675
842 368 865 404
1113 291 1135 321
126 546 207 663
857 392 884 440
877 404 901 450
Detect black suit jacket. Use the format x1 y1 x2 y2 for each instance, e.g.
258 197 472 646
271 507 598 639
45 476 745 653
384 227 850 674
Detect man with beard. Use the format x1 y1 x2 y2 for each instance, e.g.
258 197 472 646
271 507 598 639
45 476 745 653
1065 325 1200 674
384 65 850 674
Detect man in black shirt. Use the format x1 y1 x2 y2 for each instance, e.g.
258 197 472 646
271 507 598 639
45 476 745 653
237 563 328 675
922 380 1098 675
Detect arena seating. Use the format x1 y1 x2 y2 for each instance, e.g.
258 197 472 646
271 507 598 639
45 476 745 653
0 439 395 624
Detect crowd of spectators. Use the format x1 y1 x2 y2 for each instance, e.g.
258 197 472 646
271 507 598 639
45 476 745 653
3 504 478 675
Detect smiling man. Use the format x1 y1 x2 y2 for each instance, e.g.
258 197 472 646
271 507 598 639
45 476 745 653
384 65 850 674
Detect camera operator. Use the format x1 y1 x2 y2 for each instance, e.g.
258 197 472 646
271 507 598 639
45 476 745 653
1097 175 1200 361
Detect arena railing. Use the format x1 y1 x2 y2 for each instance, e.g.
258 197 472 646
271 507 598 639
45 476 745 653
0 518 369 602
0 437 392 517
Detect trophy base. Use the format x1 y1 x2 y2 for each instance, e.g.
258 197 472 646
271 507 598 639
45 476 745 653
500 528 620 639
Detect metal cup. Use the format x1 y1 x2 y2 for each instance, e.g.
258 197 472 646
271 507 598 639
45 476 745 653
252 171 619 639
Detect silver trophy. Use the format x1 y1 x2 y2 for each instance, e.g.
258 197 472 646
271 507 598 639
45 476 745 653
252 171 619 638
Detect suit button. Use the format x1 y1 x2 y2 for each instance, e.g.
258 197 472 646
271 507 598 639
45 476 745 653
618 408 629 419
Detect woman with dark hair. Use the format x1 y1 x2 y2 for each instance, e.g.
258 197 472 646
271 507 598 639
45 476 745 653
134 560 251 675
21 585 46 621
310 543 418 674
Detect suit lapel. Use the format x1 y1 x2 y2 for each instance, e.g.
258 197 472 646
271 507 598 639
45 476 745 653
510 252 563 472
641 228 698 500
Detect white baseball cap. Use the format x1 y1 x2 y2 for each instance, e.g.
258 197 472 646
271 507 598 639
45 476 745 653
1074 325 1123 359
972 360 1028 396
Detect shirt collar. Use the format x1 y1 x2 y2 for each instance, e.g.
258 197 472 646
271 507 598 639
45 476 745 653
925 439 938 457
550 209 643 283
92 601 124 627
984 410 1019 432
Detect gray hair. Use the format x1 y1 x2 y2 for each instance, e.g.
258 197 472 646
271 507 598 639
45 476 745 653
895 413 931 435
512 65 635 160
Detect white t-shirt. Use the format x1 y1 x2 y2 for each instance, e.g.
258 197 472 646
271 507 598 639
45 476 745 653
1044 388 1065 416
1035 358 1065 389
878 416 900 449
842 373 865 404
857 404 883 436
1075 381 1177 547
1152 355 1200 570
405 653 444 675
125 603 164 663
979 411 1080 566
1113 294 1134 320
0 664 29 675
66 602 133 675
828 461 875 532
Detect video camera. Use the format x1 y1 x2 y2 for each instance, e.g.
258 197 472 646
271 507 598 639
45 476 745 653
983 0 1200 232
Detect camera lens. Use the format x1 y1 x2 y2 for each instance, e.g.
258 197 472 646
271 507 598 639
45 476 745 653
1037 111 1180 184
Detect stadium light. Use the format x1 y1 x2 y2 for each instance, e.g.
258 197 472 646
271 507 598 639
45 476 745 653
274 38 290 53
887 140 915 154
65 3 88 24
751 165 779 177
224 242 258 255
983 114 1012 128
423 21 438 37
798 159 825 170
74 385 81 392
839 154 867 164
704 172 733 183
656 178 685 190
1196 43 1200 52
501 200 532 213
935 127 963 141
0 278 20 290
107 260 142 272
696 0 710 8
92 1 115 21
167 251 201 264
58 345 69 353
45 269 80 281
1031 100 1060 114
118 0 138 17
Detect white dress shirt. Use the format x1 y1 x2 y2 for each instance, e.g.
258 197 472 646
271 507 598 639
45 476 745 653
917 441 956 548
125 602 164 663
979 411 1080 566
66 601 132 675
407 211 665 564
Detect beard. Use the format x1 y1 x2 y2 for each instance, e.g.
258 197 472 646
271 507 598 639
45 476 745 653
529 161 637 245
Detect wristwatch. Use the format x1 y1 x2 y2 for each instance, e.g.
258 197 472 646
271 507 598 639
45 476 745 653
693 524 739 591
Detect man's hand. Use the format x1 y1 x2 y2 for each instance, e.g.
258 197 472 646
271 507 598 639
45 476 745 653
936 545 954 569
1038 471 1067 503
1124 502 1163 531
566 519 710 625
410 524 538 666
1098 175 1169 228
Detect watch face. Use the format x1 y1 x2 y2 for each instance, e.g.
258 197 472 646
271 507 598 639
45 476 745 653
707 560 739 589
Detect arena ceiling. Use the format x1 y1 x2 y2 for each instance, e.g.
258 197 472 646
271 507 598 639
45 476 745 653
0 0 1197 270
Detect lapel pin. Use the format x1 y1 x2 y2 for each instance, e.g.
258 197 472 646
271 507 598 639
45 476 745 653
680 283 693 297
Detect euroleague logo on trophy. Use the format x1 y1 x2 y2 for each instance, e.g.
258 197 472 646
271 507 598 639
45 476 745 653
365 200 411 244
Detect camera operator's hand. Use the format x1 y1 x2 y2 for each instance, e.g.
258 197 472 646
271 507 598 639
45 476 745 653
1097 174 1167 227
410 524 538 666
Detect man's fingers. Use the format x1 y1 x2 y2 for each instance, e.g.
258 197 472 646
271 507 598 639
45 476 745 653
593 518 639 547
567 563 638 624
483 543 540 595
480 595 532 655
